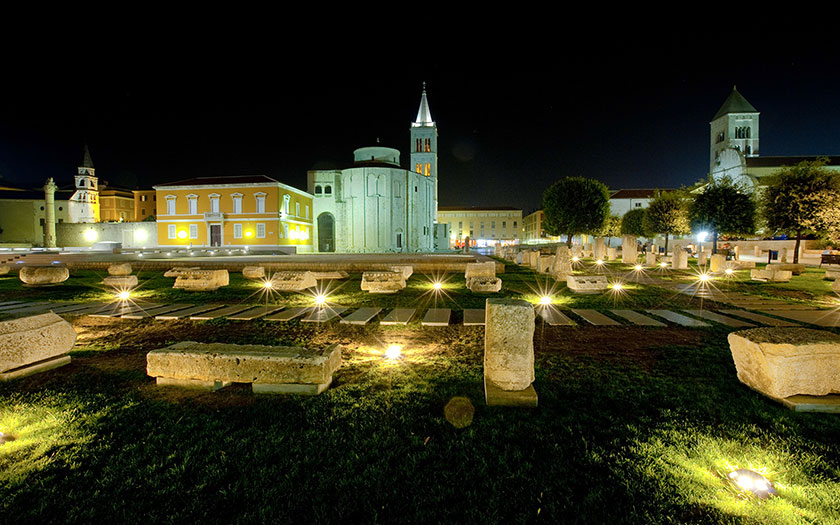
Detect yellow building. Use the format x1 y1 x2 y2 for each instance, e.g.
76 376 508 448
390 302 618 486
523 209 564 244
154 175 313 251
436 206 522 248
99 183 135 222
133 190 156 222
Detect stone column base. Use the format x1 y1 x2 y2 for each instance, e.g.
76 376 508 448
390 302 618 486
0 355 71 381
156 377 231 391
252 378 332 395
484 376 538 407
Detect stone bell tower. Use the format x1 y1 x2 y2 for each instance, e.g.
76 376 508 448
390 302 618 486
68 143 100 223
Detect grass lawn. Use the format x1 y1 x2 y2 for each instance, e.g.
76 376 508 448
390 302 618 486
1 260 840 523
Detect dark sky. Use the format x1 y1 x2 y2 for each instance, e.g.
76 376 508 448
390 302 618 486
2 22 839 214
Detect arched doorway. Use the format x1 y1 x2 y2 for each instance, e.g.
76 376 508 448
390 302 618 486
318 212 335 252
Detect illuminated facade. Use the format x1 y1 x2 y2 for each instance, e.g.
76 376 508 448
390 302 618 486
133 190 156 221
68 145 100 223
99 183 134 222
438 206 522 247
154 175 313 251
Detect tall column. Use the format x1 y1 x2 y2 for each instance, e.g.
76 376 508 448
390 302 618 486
43 178 58 248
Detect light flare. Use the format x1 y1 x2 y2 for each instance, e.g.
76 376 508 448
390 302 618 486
385 344 402 360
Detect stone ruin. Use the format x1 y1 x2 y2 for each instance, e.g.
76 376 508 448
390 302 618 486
484 298 537 407
0 265 9 276
537 255 555 274
242 266 266 280
361 271 406 294
269 271 317 291
671 249 688 270
551 246 573 281
766 263 806 275
19 266 69 286
621 235 637 264
750 269 792 282
0 312 76 381
465 262 501 293
104 263 137 288
164 267 200 278
566 274 608 294
173 269 229 292
710 254 726 273
645 251 657 267
389 265 414 279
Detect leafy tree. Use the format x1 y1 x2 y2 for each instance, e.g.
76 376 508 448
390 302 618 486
642 190 690 254
542 177 611 247
762 158 840 262
620 208 650 238
598 214 622 246
142 215 156 222
689 176 756 254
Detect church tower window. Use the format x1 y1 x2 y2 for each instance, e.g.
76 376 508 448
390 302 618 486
324 185 332 195
424 138 431 152
315 185 322 195
416 163 422 174
416 139 422 152
424 163 431 177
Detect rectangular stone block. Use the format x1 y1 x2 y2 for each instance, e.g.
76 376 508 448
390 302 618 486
468 276 502 293
484 298 535 392
766 263 805 275
750 269 792 282
485 376 538 407
672 250 688 270
537 255 555 273
710 254 726 273
465 262 496 280
566 275 608 294
646 252 657 267
0 312 77 373
174 269 229 291
361 271 406 293
269 271 317 291
607 247 617 261
621 235 637 264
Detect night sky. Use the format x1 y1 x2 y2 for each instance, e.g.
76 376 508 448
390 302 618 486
2 24 839 214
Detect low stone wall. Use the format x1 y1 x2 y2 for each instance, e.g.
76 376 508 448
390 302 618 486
57 222 157 249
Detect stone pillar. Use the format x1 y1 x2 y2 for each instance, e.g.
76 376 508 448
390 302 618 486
583 243 592 257
607 247 617 261
484 298 537 407
780 247 788 263
552 245 572 280
43 178 58 248
528 250 539 268
733 246 740 260
464 236 470 253
515 251 525 265
593 237 606 260
754 245 761 257
646 251 657 267
571 245 582 259
621 235 637 264
710 254 726 273
698 252 708 266
672 249 688 269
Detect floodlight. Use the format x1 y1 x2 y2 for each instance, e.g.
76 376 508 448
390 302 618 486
725 268 734 275
117 291 131 301
314 294 327 306
539 295 552 305
433 282 443 290
727 469 776 499
385 344 402 359
634 264 643 271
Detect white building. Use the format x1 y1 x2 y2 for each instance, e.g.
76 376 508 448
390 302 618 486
608 189 660 216
308 86 437 253
68 144 100 223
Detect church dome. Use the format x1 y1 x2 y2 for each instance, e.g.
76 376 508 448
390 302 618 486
353 146 400 167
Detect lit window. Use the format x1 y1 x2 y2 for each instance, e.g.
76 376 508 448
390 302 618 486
282 194 290 215
188 196 198 215
416 163 422 174
255 193 266 214
416 138 422 152
166 196 176 215
233 194 243 214
424 138 431 152
424 163 431 176
295 202 300 217
257 223 265 238
209 194 220 213
189 224 198 239
233 224 242 239
168 224 176 239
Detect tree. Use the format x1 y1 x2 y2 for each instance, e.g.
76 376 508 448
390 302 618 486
598 214 621 246
542 177 611 247
689 176 756 254
762 158 840 263
642 190 690 254
620 208 650 238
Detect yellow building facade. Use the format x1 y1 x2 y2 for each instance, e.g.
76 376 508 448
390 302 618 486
436 206 522 248
154 176 313 251
99 185 135 222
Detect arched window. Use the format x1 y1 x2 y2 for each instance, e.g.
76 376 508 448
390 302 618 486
324 185 332 195
315 185 322 195
746 127 751 138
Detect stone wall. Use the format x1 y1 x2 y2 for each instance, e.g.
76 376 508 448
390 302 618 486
57 222 158 249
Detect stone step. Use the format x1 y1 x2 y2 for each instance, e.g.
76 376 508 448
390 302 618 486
380 308 416 325
263 307 310 322
339 307 382 325
683 309 756 328
122 304 194 319
227 305 285 320
719 310 800 327
610 310 667 327
757 310 840 328
645 310 710 327
571 309 621 326
156 304 226 320
422 308 451 327
301 306 347 323
537 308 575 326
463 309 486 326
189 305 253 320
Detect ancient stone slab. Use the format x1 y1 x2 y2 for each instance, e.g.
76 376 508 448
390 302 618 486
465 261 496 281
832 279 840 293
0 312 76 374
189 304 253 320
0 265 9 276
515 251 525 265
759 310 840 328
269 271 317 291
824 269 840 280
621 235 637 264
593 237 606 261
552 246 573 280
380 308 416 325
485 299 536 404
156 304 226 320
698 252 708 266
107 263 132 276
645 310 710 327
684 309 756 328
164 267 200 278
19 266 69 286
389 265 413 279
719 310 800 327
710 254 726 273
485 376 538 407
174 269 229 292
645 252 657 267
310 271 349 280
671 250 688 270
361 271 406 293
301 307 347 323
610 309 666 327
122 304 193 319
537 255 555 274
528 250 539 268
566 274 608 294
571 245 583 259
340 307 381 325
728 327 840 398
242 266 265 280
422 308 451 326
463 309 486 326
147 341 342 393
728 260 756 270
227 305 285 320
264 307 310 322
89 302 162 318
467 276 502 293
571 309 621 326
750 269 792 282
103 275 138 288
607 247 617 261
766 263 806 275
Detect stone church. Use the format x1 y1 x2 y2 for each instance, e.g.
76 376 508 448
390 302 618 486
710 86 840 189
307 86 438 253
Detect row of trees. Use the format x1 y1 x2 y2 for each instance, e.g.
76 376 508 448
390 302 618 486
541 158 840 263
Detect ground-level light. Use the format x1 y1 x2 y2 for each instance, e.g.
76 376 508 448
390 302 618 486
595 259 604 266
660 262 668 268
385 344 402 360
117 291 131 301
314 294 327 306
612 283 623 291
538 295 552 305
433 282 443 290
634 264 643 271
727 469 776 499
263 281 273 289
725 268 734 275
699 273 711 282
572 256 580 262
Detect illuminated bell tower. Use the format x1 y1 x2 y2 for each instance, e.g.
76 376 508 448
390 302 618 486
68 143 100 223
710 86 759 176
411 82 438 215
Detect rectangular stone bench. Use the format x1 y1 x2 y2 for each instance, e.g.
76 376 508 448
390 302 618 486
750 269 792 282
765 263 805 275
173 269 229 292
147 341 341 395
566 275 608 294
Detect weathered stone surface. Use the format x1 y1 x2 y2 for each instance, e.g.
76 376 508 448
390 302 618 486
537 255 555 274
750 269 792 282
710 254 726 273
571 245 583 259
528 251 539 268
754 245 761 257
269 271 317 291
468 276 502 293
173 269 229 291
0 265 9 276
103 275 138 288
607 247 617 261
361 271 406 293
672 250 688 270
823 269 840 280
389 265 413 279
698 252 708 266
310 271 349 280
621 235 637 264
552 246 573 280
566 274 608 294
242 266 265 280
832 279 840 293
0 312 76 373
107 263 132 276
147 341 341 388
465 261 496 281
484 298 535 391
593 237 606 261
728 328 840 398
646 252 657 267
164 267 200 278
728 261 756 270
515 251 525 265
19 266 69 286
766 263 806 275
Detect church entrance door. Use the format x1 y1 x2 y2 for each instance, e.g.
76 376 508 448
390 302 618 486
318 213 335 252
210 224 222 246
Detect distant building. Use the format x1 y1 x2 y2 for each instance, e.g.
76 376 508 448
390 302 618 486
437 206 522 247
133 190 156 221
153 175 313 251
710 86 840 188
608 188 663 216
68 144 100 223
308 86 437 253
99 182 135 222
0 185 72 245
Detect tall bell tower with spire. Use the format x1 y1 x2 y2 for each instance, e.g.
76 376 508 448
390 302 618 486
68 143 100 223
411 82 438 217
